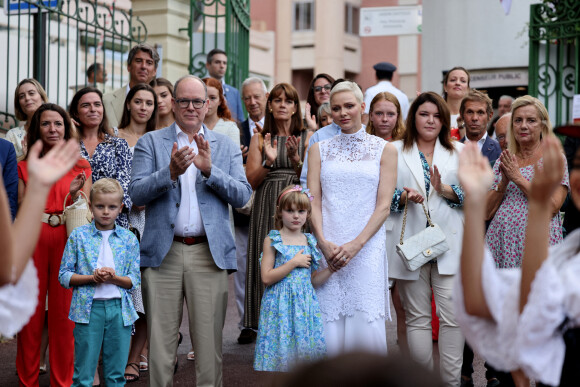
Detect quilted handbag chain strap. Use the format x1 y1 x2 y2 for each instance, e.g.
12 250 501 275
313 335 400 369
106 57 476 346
399 195 435 245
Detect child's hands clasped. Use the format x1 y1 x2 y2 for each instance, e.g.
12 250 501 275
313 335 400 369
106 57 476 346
292 249 312 268
93 267 115 283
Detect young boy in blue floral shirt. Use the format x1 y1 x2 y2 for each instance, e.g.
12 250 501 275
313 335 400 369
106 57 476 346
59 178 140 387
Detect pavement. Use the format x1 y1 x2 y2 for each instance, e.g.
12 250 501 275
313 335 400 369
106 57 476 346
0 276 490 386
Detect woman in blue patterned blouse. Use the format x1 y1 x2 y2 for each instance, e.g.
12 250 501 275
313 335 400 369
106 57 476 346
69 87 133 228
385 92 465 386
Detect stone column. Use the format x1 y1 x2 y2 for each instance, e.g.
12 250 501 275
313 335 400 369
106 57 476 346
314 0 346 78
275 0 292 83
132 0 191 82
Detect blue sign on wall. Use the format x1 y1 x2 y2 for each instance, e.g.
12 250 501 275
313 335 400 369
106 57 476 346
5 0 58 14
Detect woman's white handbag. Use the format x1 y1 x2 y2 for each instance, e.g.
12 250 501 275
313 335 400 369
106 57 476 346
396 197 450 271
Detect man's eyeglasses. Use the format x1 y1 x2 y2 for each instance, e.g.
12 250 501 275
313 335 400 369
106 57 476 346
175 99 206 109
313 84 331 93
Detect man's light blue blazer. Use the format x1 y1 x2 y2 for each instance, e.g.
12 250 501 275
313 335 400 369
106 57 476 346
129 123 252 269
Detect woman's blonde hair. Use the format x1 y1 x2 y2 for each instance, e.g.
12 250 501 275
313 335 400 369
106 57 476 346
329 81 363 104
274 185 312 230
14 78 49 121
508 95 554 155
366 92 405 140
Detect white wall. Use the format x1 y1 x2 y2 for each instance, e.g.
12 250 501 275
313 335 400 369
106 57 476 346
421 0 539 94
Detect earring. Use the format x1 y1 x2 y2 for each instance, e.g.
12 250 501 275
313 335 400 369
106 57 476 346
291 111 295 115
270 108 273 113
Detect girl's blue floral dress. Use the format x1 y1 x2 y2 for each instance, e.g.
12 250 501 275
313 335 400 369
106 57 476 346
254 230 326 371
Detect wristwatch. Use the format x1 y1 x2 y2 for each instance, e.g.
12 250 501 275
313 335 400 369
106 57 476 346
262 160 274 169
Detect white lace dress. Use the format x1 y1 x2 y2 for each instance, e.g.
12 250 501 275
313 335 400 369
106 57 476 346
0 261 39 337
315 128 390 355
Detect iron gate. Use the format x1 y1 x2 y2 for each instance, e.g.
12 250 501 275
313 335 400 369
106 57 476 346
0 0 147 133
187 0 250 91
528 1 580 127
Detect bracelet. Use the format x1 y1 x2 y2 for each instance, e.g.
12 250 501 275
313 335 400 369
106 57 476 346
294 161 303 169
262 159 274 169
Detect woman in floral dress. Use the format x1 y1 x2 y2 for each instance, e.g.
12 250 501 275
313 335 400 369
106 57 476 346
69 87 133 228
485 96 569 268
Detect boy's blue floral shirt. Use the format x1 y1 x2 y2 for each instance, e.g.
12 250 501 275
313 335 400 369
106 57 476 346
59 221 140 326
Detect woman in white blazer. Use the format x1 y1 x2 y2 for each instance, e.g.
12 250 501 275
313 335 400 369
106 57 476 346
385 92 465 386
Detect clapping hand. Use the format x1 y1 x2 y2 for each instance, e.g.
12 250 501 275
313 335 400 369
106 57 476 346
27 139 80 189
285 135 301 164
529 137 564 203
192 133 212 177
291 249 312 268
253 122 263 135
304 102 318 131
458 143 494 200
499 149 521 183
169 142 195 181
429 165 443 194
240 144 249 159
263 133 278 165
69 171 86 199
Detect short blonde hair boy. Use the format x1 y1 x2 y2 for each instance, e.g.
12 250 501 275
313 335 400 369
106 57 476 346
90 178 124 203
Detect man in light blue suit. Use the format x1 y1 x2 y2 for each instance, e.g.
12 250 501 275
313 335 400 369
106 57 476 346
129 75 251 387
206 48 245 122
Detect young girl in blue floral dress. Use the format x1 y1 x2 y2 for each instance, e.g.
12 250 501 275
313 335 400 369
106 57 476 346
254 185 332 372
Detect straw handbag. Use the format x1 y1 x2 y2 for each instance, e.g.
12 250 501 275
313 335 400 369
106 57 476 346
62 191 93 236
396 196 449 271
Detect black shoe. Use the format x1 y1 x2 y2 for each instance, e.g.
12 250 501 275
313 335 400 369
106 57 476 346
486 378 500 387
460 377 474 387
237 328 257 344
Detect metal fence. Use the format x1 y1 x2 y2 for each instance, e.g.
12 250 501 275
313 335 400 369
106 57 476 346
0 0 147 133
528 1 579 127
187 0 250 90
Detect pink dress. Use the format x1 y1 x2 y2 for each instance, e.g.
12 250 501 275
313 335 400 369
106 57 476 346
486 157 569 268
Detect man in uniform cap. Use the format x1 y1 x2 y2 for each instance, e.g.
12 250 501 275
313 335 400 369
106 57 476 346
363 62 410 123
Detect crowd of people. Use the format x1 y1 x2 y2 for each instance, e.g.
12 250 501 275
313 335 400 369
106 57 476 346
0 42 578 387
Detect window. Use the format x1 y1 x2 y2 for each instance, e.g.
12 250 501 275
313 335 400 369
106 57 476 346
345 3 359 35
293 1 315 31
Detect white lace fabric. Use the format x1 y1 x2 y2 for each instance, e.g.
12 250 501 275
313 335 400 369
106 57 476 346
454 229 580 386
0 261 39 337
316 129 390 323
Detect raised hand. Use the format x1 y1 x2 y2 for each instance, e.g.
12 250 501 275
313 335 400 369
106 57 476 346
291 249 312 268
253 122 263 135
403 186 424 204
458 143 494 199
192 133 212 176
27 139 80 189
429 165 443 193
69 171 86 198
169 142 194 181
240 144 249 159
529 137 564 203
263 133 278 165
285 135 301 164
499 149 521 183
304 102 318 131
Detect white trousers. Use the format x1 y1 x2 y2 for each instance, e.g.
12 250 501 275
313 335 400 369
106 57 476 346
397 263 464 387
